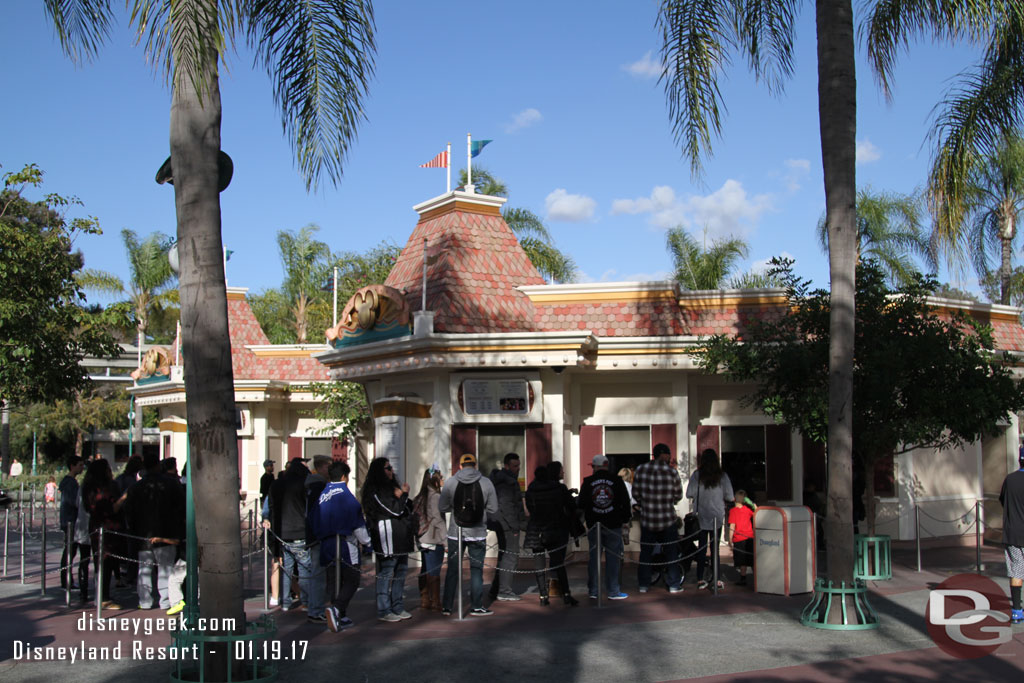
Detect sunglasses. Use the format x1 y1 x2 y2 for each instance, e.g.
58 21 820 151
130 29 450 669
384 465 393 471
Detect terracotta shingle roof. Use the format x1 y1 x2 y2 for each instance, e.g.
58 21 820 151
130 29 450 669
226 290 329 382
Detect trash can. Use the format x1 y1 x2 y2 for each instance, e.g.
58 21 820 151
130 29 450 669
754 506 816 595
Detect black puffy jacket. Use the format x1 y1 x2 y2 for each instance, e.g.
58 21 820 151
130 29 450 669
363 486 415 557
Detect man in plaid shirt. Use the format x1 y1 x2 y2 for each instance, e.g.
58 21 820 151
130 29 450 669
633 442 683 593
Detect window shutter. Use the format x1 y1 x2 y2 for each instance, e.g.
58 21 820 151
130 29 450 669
450 426 477 473
526 424 553 486
765 425 792 501
651 423 678 465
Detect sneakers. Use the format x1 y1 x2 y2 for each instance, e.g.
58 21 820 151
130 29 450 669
496 594 522 602
166 600 186 616
282 600 301 612
638 586 649 593
326 606 341 632
608 592 629 600
469 607 494 617
1012 609 1024 625
269 597 279 607
441 607 452 616
392 610 412 620
696 580 709 590
307 614 327 624
101 600 122 610
668 585 684 594
336 616 354 630
377 613 403 622
589 594 598 600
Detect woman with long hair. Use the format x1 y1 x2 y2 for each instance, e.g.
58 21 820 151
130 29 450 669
81 458 123 609
525 461 579 607
413 466 445 611
685 449 735 590
361 457 415 621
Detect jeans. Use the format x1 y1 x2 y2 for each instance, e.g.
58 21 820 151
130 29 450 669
375 555 408 617
637 526 682 590
420 545 444 577
489 525 521 597
443 538 486 610
282 540 325 617
137 545 177 608
587 524 624 596
695 526 723 584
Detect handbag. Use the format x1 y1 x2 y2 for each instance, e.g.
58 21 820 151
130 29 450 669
524 527 544 551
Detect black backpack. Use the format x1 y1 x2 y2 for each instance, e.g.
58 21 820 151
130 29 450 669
452 480 484 527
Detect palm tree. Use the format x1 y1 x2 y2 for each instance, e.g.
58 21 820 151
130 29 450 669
277 224 330 343
932 132 1024 304
658 1 1005 593
43 1 375 668
816 188 932 289
666 227 748 290
458 168 576 282
79 228 178 457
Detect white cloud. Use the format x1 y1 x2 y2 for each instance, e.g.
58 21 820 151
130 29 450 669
504 108 543 134
545 188 596 222
856 138 881 165
612 181 773 236
576 268 672 284
623 51 663 79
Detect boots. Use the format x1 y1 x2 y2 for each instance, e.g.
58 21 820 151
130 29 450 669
418 575 431 611
427 576 441 611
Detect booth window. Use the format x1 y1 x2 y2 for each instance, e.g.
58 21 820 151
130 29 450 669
477 426 525 477
604 426 651 473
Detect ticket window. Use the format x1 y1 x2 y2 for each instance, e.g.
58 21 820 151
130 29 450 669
477 426 526 480
721 426 767 502
605 426 651 476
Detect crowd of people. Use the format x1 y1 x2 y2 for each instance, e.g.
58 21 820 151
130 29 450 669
259 444 760 633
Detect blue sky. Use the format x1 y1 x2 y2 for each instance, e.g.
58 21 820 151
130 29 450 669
1 2 991 301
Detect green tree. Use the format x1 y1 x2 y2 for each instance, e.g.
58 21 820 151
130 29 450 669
816 188 932 289
458 167 576 282
42 2 376 668
697 259 1024 533
932 132 1024 304
0 164 121 475
666 227 748 290
659 0 1010 593
248 288 293 344
277 224 330 343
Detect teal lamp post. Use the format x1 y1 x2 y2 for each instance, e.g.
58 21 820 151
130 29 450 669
128 397 135 458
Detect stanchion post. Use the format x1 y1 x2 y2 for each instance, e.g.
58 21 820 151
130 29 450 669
66 522 72 606
3 507 8 579
19 482 24 530
97 527 104 620
595 521 603 609
335 535 341 597
30 485 35 529
457 526 464 621
975 499 983 573
20 502 26 585
262 524 269 611
41 501 47 595
712 518 719 596
915 504 921 573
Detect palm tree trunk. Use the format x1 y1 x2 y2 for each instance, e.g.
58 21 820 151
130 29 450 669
817 0 857 587
1000 233 1013 305
170 1 244 677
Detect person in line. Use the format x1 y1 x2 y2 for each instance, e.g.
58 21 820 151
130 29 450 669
362 457 415 622
686 448 735 591
313 460 370 632
82 458 124 609
579 455 632 600
525 461 580 607
634 443 684 593
269 457 326 623
726 490 757 586
412 466 446 611
1000 448 1024 624
59 455 85 590
259 460 275 505
439 454 499 617
488 452 527 602
122 452 185 610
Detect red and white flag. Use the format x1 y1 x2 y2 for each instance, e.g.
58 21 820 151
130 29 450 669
419 150 449 168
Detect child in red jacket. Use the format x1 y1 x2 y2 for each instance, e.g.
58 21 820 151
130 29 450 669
727 491 757 586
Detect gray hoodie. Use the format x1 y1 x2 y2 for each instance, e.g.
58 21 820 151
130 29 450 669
438 466 498 540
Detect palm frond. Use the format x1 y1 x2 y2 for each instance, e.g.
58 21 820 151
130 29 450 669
733 0 800 93
657 0 734 177
77 268 125 296
503 207 552 242
667 226 748 289
43 0 115 64
458 167 506 196
245 0 377 191
519 237 576 284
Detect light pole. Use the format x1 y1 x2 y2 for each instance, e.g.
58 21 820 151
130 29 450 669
128 397 135 458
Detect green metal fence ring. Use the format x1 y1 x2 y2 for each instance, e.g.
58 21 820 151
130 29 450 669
800 578 880 631
169 615 279 683
854 534 893 581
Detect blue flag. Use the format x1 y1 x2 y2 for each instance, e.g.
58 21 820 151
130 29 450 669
470 139 492 158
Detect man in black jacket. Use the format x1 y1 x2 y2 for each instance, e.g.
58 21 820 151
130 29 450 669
579 454 632 601
488 453 527 601
1001 449 1024 624
59 455 85 589
123 452 185 609
270 457 325 623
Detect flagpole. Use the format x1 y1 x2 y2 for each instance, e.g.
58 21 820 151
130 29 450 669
467 133 472 191
446 142 451 193
421 238 428 311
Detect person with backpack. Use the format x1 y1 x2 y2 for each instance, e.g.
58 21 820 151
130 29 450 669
412 466 446 611
438 454 498 617
362 457 416 622
488 453 528 602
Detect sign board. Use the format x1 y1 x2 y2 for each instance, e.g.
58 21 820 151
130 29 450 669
375 417 405 483
463 379 529 415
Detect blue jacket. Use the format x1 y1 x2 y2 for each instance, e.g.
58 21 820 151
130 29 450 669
312 482 367 567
